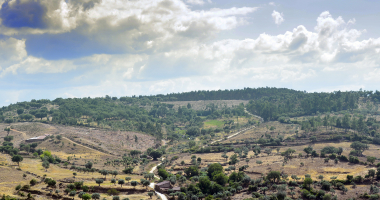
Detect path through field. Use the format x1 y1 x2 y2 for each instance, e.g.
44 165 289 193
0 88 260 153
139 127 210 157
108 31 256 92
149 157 168 200
62 136 109 156
204 109 260 146
209 126 254 145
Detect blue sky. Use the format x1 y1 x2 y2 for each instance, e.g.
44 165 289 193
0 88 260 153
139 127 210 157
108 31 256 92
0 0 380 106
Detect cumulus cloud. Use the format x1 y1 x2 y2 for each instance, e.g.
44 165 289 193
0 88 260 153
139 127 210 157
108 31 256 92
271 10 284 25
0 0 257 59
1 9 380 105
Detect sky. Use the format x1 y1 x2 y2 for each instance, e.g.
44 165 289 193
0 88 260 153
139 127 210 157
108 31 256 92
1 0 380 106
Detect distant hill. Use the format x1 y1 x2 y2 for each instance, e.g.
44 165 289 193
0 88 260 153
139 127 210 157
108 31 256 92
0 87 378 135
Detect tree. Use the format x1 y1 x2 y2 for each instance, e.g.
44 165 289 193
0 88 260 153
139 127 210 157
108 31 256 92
304 177 313 189
369 169 376 180
95 179 104 186
188 141 196 148
310 136 317 143
17 109 24 115
91 193 100 200
4 136 13 142
267 171 281 183
350 141 368 156
207 163 224 177
213 173 228 186
118 179 125 187
100 170 109 180
125 177 131 183
131 181 138 188
149 150 162 160
304 146 313 157
158 168 169 179
12 155 23 166
111 179 116 185
42 161 50 171
367 156 376 165
229 154 239 167
337 147 343 155
69 191 76 198
148 192 154 198
82 193 91 200
85 162 93 169
142 179 150 189
186 127 200 136
184 166 199 177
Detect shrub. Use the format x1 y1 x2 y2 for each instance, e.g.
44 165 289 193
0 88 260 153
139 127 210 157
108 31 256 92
338 155 348 162
248 185 258 192
21 185 30 191
15 184 21 190
30 179 37 186
107 188 120 196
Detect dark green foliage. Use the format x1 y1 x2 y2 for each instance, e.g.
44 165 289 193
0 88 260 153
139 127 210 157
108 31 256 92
246 90 359 121
207 163 223 178
184 166 199 178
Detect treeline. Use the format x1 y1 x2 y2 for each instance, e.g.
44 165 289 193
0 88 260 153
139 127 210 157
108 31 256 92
246 91 360 121
0 97 247 139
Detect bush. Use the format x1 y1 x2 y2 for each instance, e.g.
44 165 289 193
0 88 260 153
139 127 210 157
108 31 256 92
30 179 37 186
338 155 348 162
21 185 30 191
349 156 359 164
15 184 21 190
107 188 120 196
248 185 258 192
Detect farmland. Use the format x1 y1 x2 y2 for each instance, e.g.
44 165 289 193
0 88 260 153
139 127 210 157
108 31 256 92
1 88 380 200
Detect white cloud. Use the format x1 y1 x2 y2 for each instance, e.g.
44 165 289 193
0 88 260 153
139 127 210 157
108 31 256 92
272 10 284 25
1 10 380 105
269 2 276 6
0 0 257 55
186 0 210 5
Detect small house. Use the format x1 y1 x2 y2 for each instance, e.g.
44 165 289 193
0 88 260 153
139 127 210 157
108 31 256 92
155 181 171 193
25 134 50 142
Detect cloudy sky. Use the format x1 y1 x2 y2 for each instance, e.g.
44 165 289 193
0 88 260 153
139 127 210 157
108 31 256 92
1 0 380 106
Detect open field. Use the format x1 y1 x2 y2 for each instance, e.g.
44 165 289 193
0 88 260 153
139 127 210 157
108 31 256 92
1 122 157 156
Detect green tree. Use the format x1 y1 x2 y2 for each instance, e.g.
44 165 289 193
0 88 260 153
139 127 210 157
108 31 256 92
17 109 24 115
95 179 104 186
207 163 224 177
148 192 154 198
82 193 91 200
367 156 376 165
350 141 368 156
91 193 100 199
118 179 125 187
12 155 23 166
229 154 239 167
304 177 313 189
267 171 281 183
131 181 138 188
213 173 228 186
149 150 162 160
184 166 199 177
